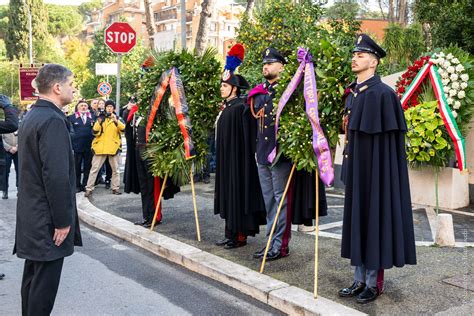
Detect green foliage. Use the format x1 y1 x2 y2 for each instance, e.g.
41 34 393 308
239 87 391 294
383 23 427 73
324 0 360 20
81 29 147 101
47 5 83 37
414 0 474 54
64 38 91 93
0 5 8 40
0 61 19 105
78 0 102 22
404 101 452 168
6 0 49 62
138 49 221 186
237 0 359 171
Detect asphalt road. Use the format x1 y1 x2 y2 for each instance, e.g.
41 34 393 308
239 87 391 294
0 193 282 315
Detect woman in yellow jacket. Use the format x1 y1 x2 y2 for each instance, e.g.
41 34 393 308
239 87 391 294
85 100 125 197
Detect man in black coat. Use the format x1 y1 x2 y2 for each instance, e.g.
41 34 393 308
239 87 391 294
0 94 19 282
69 99 94 192
338 34 416 304
14 64 82 315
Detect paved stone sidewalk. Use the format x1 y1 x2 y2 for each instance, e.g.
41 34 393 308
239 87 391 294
89 177 474 315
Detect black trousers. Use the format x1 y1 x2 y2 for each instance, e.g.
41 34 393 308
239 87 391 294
74 151 92 188
136 146 155 222
5 152 18 190
21 258 64 316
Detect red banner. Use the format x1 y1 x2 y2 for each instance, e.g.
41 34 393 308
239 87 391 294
19 67 39 102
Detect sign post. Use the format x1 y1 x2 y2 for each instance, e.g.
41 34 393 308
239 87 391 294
104 22 136 113
19 66 39 103
97 82 112 98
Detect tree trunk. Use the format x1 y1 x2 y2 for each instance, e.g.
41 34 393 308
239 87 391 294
397 0 408 26
143 0 156 51
195 0 216 55
422 22 432 50
245 0 255 19
377 0 386 20
388 0 395 23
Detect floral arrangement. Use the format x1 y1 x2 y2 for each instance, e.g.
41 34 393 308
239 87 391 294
395 55 430 109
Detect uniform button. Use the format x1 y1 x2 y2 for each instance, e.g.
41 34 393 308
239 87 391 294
265 137 268 140
348 110 351 114
264 114 267 118
344 154 348 158
264 125 268 128
264 103 268 107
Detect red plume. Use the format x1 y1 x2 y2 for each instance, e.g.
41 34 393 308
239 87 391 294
228 43 245 61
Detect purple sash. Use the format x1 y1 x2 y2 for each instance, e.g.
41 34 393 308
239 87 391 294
268 48 334 186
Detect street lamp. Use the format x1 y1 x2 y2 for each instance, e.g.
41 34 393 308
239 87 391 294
23 0 33 65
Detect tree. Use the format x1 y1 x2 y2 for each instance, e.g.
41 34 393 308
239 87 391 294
414 0 474 53
64 38 91 92
324 0 360 19
47 5 83 37
245 0 255 19
0 6 8 40
195 0 216 55
78 0 102 22
143 0 157 50
6 0 49 62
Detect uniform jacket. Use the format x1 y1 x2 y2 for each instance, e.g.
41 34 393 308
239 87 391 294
14 99 82 261
0 99 19 191
68 112 94 153
91 116 125 155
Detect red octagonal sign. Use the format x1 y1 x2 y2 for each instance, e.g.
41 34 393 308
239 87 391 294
104 22 136 54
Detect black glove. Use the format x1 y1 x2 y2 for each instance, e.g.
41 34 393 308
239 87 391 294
0 94 12 109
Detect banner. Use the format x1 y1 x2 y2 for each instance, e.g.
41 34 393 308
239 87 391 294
19 67 39 102
145 67 196 160
268 48 334 186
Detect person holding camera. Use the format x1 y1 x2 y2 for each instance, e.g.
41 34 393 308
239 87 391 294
84 100 125 197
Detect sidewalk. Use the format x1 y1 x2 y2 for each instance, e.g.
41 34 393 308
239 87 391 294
82 176 474 315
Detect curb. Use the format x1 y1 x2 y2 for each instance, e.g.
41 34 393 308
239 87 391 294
77 195 365 316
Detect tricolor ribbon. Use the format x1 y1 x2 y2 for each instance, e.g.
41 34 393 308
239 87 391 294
268 48 334 186
401 60 466 171
145 67 196 160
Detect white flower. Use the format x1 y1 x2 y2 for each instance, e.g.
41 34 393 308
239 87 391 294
455 64 465 72
450 73 459 81
449 89 457 97
431 58 440 65
452 58 460 64
460 74 469 81
442 71 449 79
461 82 468 89
446 53 454 60
453 101 461 109
444 86 450 93
452 110 458 118
458 91 466 99
452 82 460 90
444 61 452 68
447 97 454 105
439 52 445 57
447 66 455 73
442 78 450 86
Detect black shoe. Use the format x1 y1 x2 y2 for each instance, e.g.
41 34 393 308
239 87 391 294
253 247 266 259
134 219 149 226
84 190 93 198
80 185 86 192
2 191 7 199
0 273 4 280
338 281 366 297
224 240 247 249
76 187 82 193
356 286 379 304
112 189 122 195
105 181 111 189
265 249 283 261
215 238 231 246
202 177 210 184
144 221 161 228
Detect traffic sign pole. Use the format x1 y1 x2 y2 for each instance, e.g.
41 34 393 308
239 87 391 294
116 53 122 114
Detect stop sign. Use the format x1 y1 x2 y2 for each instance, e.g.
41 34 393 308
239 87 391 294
104 22 136 54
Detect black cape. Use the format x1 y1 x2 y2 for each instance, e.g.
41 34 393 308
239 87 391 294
289 170 328 226
122 109 141 194
214 97 266 237
341 75 416 270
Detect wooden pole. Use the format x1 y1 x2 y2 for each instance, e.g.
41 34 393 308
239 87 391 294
260 163 296 274
189 168 201 241
150 173 168 230
314 169 319 299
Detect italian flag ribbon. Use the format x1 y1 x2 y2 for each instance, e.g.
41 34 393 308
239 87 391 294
145 67 196 160
401 61 467 171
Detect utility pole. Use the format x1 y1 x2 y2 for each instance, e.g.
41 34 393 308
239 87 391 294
25 1 33 65
181 0 186 50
